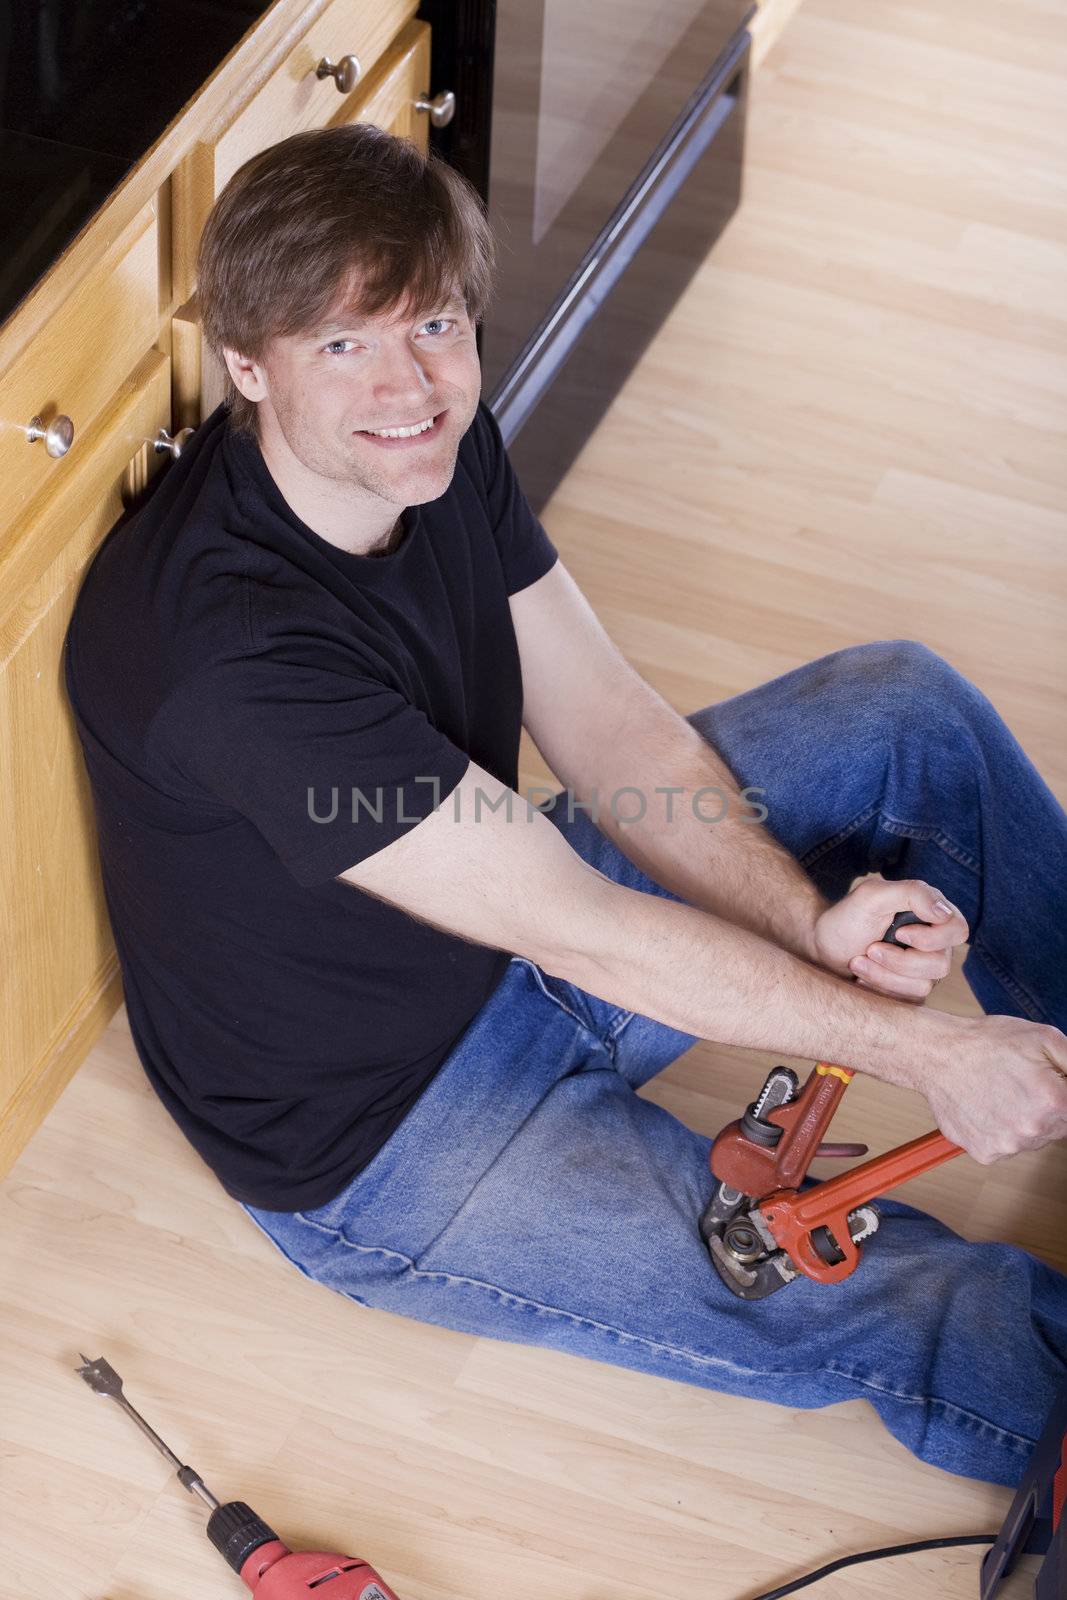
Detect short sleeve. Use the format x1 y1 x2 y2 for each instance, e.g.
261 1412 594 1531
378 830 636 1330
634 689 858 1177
473 400 559 596
148 654 470 888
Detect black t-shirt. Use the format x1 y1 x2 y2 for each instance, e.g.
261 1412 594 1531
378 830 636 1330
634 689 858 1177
63 399 559 1210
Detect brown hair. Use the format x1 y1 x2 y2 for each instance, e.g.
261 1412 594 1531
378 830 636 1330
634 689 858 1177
196 122 497 438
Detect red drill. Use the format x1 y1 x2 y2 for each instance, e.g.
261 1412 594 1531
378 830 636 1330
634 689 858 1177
76 1355 403 1599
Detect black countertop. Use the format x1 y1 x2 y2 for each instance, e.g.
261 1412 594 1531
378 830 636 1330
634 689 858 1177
0 0 272 328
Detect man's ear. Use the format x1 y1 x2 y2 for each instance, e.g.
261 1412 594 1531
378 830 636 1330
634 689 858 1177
222 347 270 403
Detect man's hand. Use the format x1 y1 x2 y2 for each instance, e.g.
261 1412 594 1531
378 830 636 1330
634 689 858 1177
922 1015 1067 1162
811 873 969 1002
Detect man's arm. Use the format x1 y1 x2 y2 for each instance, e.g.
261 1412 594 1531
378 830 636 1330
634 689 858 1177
337 757 1067 1163
509 560 828 962
509 561 970 1001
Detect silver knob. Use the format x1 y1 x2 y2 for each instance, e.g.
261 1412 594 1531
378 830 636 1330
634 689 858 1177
316 54 362 93
154 426 195 459
414 89 456 128
26 413 74 457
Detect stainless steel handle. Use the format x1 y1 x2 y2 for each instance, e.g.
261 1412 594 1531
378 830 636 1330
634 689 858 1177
414 89 456 128
26 413 74 457
316 54 362 94
154 426 195 459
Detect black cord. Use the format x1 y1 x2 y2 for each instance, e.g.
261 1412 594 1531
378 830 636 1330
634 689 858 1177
744 1532 998 1599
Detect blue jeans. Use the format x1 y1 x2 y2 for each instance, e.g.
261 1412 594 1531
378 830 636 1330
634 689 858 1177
245 640 1067 1486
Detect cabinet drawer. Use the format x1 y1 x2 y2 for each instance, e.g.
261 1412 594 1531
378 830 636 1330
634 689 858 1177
173 0 418 300
0 201 159 537
342 18 432 149
0 346 173 644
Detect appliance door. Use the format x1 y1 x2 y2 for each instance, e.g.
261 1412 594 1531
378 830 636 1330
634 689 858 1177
481 0 754 401
489 27 752 515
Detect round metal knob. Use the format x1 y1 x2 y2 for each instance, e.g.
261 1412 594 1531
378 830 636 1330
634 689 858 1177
414 89 456 128
316 54 362 94
26 413 74 458
154 426 195 460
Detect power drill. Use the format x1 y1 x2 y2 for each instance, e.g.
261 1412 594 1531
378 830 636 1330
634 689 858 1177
76 1354 403 1599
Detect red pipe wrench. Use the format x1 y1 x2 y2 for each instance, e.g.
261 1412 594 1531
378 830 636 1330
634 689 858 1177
701 911 962 1299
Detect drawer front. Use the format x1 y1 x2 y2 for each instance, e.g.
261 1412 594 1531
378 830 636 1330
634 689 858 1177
173 0 418 300
0 347 174 622
339 18 432 151
0 202 159 537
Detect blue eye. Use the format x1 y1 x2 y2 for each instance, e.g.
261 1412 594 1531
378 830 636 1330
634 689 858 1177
322 318 456 356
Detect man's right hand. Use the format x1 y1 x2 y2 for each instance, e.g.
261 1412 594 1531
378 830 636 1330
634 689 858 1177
922 1014 1067 1163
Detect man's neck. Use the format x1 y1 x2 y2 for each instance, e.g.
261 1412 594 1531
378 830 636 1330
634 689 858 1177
253 420 403 558
368 516 406 558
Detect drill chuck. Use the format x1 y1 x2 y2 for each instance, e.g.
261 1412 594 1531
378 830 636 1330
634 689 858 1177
207 1501 280 1574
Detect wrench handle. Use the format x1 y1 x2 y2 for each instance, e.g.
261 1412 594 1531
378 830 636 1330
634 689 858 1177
883 908 929 945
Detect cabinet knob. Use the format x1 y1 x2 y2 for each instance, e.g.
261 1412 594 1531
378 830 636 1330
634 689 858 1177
154 426 195 459
26 413 74 458
316 54 362 94
414 89 456 128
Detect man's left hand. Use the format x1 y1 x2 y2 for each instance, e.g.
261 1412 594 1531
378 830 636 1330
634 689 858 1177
810 873 970 1003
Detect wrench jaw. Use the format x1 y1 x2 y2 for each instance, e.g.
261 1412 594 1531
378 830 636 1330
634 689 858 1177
764 1198 882 1286
699 1064 807 1301
700 1181 798 1300
700 1178 882 1300
707 1220 800 1300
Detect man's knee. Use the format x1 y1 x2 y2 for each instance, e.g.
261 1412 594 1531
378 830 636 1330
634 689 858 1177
845 638 988 735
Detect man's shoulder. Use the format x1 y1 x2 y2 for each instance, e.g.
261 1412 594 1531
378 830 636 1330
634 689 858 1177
65 405 256 735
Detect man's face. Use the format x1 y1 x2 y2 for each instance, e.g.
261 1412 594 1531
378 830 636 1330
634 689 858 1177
231 286 483 517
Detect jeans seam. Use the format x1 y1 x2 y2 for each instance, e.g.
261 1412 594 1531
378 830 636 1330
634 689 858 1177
799 802 982 880
823 1362 1036 1452
877 813 981 875
509 955 593 1033
800 801 881 869
970 933 1047 1024
605 1008 636 1054
286 1219 797 1378
512 953 634 1046
244 1202 328 1283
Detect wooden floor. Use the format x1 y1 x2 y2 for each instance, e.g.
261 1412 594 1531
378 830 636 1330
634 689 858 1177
3 2 1065 1596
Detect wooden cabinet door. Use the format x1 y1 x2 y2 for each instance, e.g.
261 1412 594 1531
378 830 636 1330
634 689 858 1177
0 352 173 1176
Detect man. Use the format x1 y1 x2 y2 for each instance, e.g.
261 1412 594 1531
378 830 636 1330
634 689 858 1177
65 123 1067 1490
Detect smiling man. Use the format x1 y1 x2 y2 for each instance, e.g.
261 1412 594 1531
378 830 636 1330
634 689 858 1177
234 282 481 559
64 122 1067 1492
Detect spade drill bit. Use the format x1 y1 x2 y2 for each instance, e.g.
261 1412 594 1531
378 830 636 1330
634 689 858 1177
75 1353 220 1510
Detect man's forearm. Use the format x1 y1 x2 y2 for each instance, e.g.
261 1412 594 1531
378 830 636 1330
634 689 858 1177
552 864 961 1091
563 690 830 964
